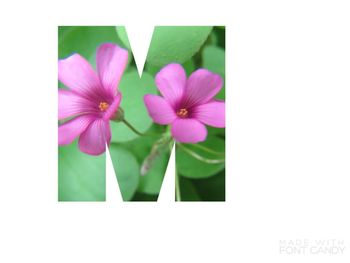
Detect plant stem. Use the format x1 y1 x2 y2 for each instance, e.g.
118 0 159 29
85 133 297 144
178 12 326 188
175 167 181 201
176 143 225 164
190 143 225 156
121 119 159 137
122 119 144 136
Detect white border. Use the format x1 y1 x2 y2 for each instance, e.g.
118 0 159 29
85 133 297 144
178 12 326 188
0 0 349 262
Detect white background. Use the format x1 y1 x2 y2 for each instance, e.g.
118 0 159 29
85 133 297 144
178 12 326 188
0 0 350 262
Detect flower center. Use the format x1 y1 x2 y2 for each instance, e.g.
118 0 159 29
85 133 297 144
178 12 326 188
99 102 109 111
176 108 188 118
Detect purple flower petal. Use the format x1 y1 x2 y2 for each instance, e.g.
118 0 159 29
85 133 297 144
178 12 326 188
58 54 101 100
144 94 177 124
58 115 94 145
103 93 122 121
58 89 98 120
78 119 111 155
171 118 207 143
192 100 225 128
96 43 128 96
183 69 223 107
155 63 186 108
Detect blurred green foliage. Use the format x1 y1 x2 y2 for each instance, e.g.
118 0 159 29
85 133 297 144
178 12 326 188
111 70 157 142
58 26 225 202
59 141 106 201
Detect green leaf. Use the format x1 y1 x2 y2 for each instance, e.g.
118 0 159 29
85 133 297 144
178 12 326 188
116 125 170 195
191 170 225 201
146 26 213 67
182 59 195 76
117 26 212 67
207 126 226 138
138 151 168 195
176 136 225 178
58 26 74 41
109 145 140 201
203 45 225 75
58 141 105 201
145 58 195 78
110 70 158 142
144 63 160 76
179 176 201 201
58 26 125 66
132 192 158 201
115 26 131 49
202 45 225 100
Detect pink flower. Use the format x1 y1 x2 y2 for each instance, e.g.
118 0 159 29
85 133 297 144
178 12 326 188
144 63 225 143
58 43 128 155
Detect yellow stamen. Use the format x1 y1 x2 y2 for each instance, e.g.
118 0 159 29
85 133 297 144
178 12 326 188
99 102 109 111
177 108 188 118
